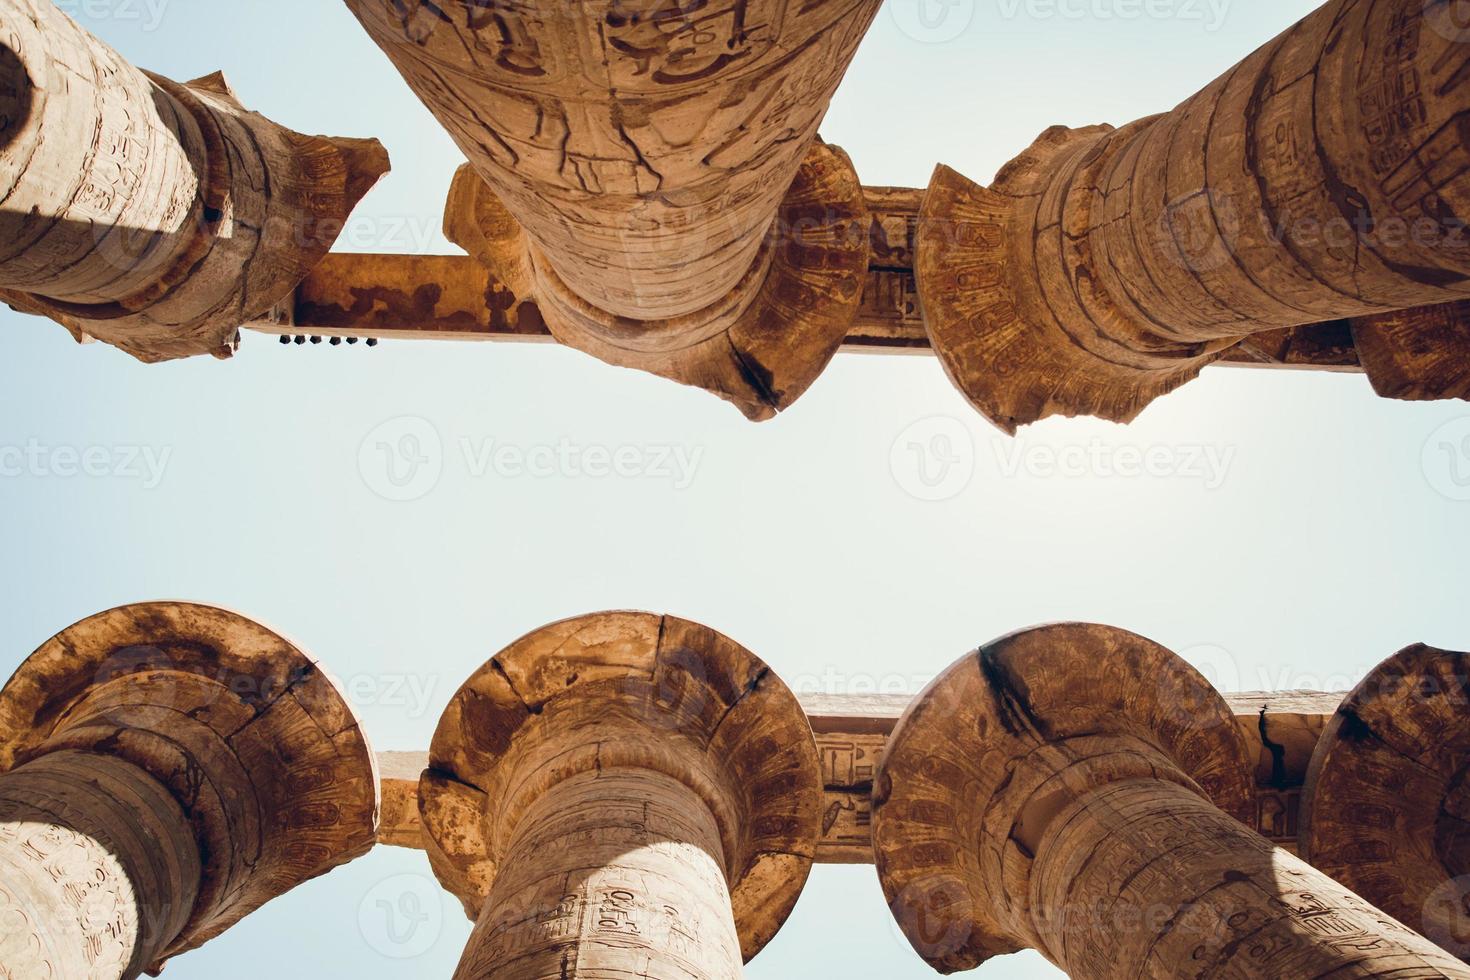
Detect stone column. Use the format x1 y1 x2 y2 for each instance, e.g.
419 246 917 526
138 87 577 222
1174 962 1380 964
417 612 822 977
0 602 379 980
0 0 388 362
872 623 1470 978
918 0 1470 432
345 0 878 419
1302 643 1470 962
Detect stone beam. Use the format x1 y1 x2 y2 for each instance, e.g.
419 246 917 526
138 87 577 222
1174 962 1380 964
345 0 880 420
0 0 388 364
420 612 822 976
872 624 1467 977
244 182 1375 375
0 603 378 980
918 0 1470 431
377 688 1342 863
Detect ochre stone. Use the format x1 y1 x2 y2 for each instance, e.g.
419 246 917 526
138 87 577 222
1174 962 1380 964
1302 643 1470 961
418 611 823 977
0 602 380 979
917 0 1470 431
0 0 388 362
872 623 1470 977
345 0 878 418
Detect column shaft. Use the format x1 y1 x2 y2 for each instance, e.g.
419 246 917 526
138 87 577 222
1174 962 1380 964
1046 0 1470 346
347 0 877 322
0 0 387 362
455 767 742 980
1030 775 1468 979
920 0 1470 428
0 1 203 302
0 751 201 980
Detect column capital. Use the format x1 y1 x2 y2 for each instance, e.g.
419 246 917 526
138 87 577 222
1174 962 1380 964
0 601 379 971
1301 642 1470 959
420 611 822 960
872 623 1254 973
0 1 388 362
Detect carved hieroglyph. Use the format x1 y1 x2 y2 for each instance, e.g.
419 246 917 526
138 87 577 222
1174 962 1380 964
918 0 1470 432
418 612 823 977
380 689 1343 861
0 602 379 979
872 624 1470 977
1301 643 1470 962
345 0 879 419
0 0 388 362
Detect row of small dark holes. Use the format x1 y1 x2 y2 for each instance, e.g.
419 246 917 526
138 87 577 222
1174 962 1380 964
278 335 379 347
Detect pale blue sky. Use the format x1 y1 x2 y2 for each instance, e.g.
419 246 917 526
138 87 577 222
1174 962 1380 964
3 1 1469 977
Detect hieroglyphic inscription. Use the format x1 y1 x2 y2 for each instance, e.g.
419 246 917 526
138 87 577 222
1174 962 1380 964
455 770 743 980
0 0 385 363
0 603 379 972
817 732 886 862
873 626 1468 976
918 0 1470 431
347 0 881 323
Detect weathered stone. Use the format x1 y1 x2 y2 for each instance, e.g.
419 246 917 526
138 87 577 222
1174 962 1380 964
346 0 877 418
918 0 1470 431
872 624 1469 977
0 602 379 979
0 0 388 362
419 611 822 977
1302 643 1470 961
